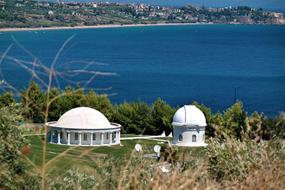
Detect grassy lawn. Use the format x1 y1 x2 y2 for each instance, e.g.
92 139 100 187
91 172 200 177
26 135 171 176
26 134 206 180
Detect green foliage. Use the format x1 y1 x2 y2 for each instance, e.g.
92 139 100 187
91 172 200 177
211 112 224 126
207 138 252 181
48 88 113 121
151 98 174 135
248 111 263 141
1 81 284 139
109 99 174 135
274 112 285 139
0 91 15 108
207 137 285 181
113 103 138 134
131 102 153 134
48 169 97 190
248 111 285 140
0 104 40 189
222 101 247 140
46 87 62 121
85 90 113 120
0 0 281 29
21 81 46 123
56 87 85 113
112 102 153 134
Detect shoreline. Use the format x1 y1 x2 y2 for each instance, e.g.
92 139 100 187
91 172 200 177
0 23 212 32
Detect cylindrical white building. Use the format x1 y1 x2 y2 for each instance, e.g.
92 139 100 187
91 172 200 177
46 107 121 146
172 105 207 147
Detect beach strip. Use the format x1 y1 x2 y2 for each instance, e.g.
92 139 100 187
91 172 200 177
0 22 212 32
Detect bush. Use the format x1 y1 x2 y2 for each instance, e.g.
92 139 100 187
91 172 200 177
0 104 40 189
207 137 285 181
48 169 97 190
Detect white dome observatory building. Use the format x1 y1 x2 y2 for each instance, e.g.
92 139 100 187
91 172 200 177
172 105 207 147
46 107 121 146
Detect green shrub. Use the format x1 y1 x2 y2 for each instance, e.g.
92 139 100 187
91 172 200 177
48 169 97 190
0 104 40 189
207 137 285 181
207 138 261 181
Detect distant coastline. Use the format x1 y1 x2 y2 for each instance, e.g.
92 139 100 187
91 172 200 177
0 23 215 32
1 22 284 33
1 1 284 31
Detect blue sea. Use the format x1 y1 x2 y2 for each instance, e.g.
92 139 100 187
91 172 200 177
0 25 284 116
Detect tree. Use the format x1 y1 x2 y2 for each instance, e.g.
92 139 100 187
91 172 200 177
0 104 40 189
112 103 140 134
55 87 85 118
85 90 113 120
0 92 15 108
112 102 153 134
47 88 62 121
21 81 46 123
275 112 285 139
223 101 247 140
151 98 174 135
132 102 153 135
248 111 263 142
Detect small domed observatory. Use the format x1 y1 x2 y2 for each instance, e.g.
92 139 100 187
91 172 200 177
172 105 207 147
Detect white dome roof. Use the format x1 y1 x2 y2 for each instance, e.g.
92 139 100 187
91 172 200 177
50 107 118 129
172 105 207 127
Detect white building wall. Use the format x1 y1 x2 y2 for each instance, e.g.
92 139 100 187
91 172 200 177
92 133 101 145
61 131 67 144
173 127 184 145
48 128 121 146
81 133 91 145
70 132 79 145
103 132 110 144
173 126 206 147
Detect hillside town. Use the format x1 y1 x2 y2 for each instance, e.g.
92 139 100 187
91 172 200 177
0 0 284 28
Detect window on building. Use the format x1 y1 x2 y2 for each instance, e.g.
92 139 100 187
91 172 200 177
192 135 197 142
112 132 116 142
179 134 183 141
106 133 109 140
53 131 57 138
75 133 78 141
83 133 87 141
93 134 96 141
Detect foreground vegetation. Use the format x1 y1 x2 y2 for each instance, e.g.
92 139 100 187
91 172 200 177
0 81 284 189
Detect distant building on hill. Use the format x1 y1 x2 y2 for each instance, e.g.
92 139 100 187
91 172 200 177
46 107 121 146
172 105 207 147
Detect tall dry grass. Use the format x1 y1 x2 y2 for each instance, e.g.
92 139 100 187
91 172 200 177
116 139 283 190
43 137 284 190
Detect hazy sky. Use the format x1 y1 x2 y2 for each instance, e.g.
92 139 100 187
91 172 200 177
75 0 285 10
